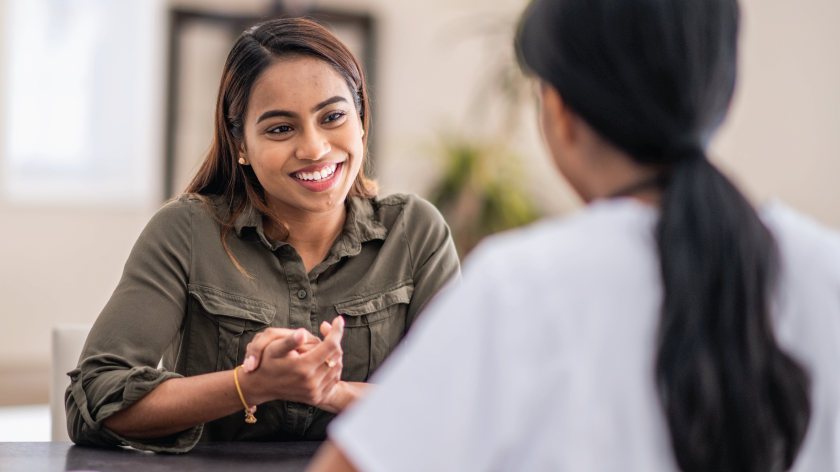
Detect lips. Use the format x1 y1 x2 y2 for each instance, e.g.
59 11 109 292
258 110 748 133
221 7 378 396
291 162 339 182
290 162 344 192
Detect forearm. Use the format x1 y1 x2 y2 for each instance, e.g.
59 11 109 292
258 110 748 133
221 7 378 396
102 330 348 439
103 369 247 439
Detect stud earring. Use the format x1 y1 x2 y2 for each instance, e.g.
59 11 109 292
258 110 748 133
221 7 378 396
360 128 365 138
238 158 246 165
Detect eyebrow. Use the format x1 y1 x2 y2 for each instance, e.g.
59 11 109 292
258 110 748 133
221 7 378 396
255 96 349 124
313 96 348 112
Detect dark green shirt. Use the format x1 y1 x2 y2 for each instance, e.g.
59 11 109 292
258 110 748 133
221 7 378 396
66 193 460 452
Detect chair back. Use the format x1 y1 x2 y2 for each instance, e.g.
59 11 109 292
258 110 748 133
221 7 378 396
51 324 91 442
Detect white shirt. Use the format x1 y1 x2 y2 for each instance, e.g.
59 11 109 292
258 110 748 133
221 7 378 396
329 198 840 472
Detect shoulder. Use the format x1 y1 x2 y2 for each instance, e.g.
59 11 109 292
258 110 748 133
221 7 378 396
467 198 658 284
158 192 227 217
141 194 226 242
366 193 456 272
154 194 230 225
762 201 840 256
369 194 450 248
372 193 447 231
762 201 840 283
143 194 197 232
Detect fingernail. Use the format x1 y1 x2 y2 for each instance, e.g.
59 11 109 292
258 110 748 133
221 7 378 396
244 355 256 372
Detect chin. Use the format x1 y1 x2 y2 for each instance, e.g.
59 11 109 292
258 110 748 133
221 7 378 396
301 192 350 214
306 202 344 214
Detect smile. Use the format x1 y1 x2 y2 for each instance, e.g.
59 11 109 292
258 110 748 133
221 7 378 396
290 162 344 192
292 163 339 182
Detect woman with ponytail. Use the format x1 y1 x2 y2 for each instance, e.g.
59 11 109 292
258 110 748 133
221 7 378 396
308 0 840 471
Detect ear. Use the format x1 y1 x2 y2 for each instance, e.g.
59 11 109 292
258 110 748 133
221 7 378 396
236 138 248 163
539 81 579 145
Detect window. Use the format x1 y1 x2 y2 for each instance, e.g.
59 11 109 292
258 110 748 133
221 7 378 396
3 0 164 207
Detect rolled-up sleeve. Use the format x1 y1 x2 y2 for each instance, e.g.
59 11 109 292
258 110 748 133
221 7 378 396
65 197 201 452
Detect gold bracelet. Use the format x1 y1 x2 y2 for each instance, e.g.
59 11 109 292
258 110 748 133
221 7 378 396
233 365 257 424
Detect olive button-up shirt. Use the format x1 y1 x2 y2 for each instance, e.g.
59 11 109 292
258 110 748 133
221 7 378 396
66 193 460 452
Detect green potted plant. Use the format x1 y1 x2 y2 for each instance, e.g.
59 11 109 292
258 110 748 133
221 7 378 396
428 15 541 258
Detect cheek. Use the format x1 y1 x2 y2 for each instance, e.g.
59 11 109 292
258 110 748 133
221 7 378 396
344 138 365 174
251 150 276 174
248 143 292 186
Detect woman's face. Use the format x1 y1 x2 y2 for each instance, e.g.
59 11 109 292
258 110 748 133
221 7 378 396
238 55 364 217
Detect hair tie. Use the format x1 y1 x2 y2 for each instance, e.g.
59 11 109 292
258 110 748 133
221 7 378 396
664 135 704 162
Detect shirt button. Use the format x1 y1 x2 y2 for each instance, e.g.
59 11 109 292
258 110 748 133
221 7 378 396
297 289 307 299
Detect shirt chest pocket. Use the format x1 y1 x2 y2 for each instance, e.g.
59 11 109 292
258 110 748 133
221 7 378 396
186 284 276 375
334 281 414 382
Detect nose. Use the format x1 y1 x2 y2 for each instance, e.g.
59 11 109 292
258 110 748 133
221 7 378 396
294 126 330 161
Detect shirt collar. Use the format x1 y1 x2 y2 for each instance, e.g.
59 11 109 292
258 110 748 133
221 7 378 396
232 196 388 254
340 195 389 256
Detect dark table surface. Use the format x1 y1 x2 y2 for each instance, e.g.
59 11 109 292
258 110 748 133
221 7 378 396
0 441 321 472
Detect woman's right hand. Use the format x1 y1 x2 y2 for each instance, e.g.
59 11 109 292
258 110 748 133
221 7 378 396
243 327 322 372
239 316 345 406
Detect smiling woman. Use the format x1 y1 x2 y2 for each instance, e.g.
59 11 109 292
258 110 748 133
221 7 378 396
64 19 460 453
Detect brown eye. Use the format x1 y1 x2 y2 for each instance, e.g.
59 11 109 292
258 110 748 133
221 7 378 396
323 112 345 123
269 124 293 134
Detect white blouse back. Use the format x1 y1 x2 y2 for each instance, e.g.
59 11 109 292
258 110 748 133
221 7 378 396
330 199 840 472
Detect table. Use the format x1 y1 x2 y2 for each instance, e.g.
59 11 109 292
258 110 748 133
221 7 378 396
0 441 321 472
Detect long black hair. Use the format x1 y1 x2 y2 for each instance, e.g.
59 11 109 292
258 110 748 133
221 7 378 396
516 1 811 471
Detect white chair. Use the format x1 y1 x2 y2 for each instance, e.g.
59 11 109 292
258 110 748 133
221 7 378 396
51 324 91 442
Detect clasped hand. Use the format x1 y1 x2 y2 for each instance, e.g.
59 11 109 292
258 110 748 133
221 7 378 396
238 316 345 412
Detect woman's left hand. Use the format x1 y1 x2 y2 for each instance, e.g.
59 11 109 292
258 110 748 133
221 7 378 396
310 319 369 412
285 319 360 414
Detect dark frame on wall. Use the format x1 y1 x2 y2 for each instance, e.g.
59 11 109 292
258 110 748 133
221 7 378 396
163 3 377 200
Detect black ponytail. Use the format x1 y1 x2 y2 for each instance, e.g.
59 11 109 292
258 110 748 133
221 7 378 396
657 155 810 471
517 1 811 471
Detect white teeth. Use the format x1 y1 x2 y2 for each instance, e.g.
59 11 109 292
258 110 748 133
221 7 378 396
295 163 339 182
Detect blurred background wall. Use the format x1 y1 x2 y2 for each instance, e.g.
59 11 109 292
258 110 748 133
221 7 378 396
0 0 837 406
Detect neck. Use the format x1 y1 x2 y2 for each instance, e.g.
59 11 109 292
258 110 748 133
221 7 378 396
264 199 347 272
577 141 663 206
